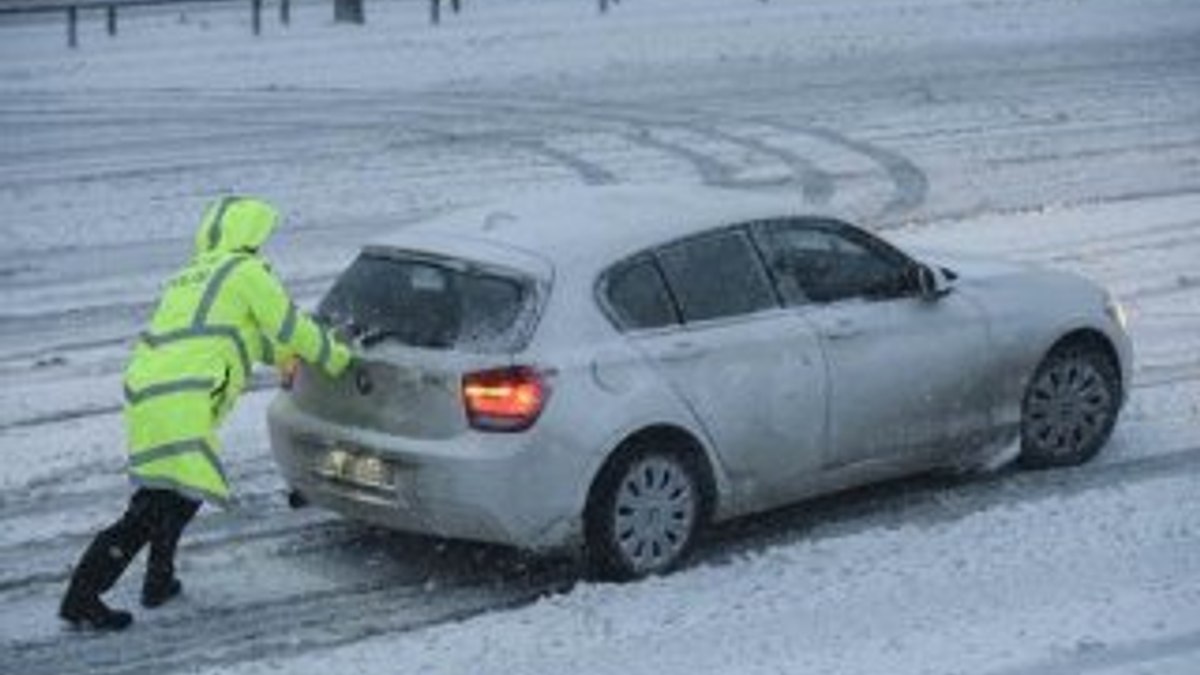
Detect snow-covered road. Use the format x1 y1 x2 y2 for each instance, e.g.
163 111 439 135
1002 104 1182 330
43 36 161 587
1 0 1198 673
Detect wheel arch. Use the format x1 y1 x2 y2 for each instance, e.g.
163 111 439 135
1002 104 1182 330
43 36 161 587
580 423 720 580
1017 326 1125 469
1043 327 1124 401
583 424 720 528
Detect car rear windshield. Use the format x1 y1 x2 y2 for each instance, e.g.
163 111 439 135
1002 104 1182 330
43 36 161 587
317 249 539 353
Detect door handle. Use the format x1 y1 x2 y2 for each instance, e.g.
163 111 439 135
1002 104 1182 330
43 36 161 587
661 341 706 362
824 318 862 340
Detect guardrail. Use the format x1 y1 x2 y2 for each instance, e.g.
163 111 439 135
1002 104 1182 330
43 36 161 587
0 0 626 50
0 0 291 47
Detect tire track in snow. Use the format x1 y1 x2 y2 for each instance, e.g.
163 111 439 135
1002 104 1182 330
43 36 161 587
5 441 1200 675
0 376 281 433
339 92 837 201
9 411 1191 580
0 92 902 406
424 91 841 203
1 509 577 675
756 119 929 219
0 507 339 597
983 629 1200 675
0 89 918 351
466 92 913 213
404 127 621 187
1000 217 1200 261
700 439 1200 561
0 271 337 381
512 138 621 186
1 92 846 363
1 566 574 675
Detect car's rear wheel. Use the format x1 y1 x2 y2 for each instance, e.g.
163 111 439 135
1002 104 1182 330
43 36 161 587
1019 342 1120 468
585 444 704 581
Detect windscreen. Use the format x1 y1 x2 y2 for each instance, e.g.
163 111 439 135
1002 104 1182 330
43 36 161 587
317 250 538 353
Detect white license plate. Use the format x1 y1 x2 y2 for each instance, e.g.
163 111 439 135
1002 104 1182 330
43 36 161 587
316 447 393 490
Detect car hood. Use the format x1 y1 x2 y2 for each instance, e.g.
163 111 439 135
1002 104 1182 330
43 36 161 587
908 247 1037 281
909 247 1109 319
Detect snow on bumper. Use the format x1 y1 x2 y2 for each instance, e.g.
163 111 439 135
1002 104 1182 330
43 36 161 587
266 395 583 553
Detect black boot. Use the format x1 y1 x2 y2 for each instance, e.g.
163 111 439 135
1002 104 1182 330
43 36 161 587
142 489 200 610
59 499 146 632
59 594 133 632
141 577 182 609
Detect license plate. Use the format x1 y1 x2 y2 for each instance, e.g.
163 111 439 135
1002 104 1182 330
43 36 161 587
316 447 393 490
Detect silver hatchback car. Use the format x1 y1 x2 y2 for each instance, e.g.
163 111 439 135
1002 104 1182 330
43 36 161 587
267 186 1131 579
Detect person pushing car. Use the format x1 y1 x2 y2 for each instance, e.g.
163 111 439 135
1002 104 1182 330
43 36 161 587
59 196 353 631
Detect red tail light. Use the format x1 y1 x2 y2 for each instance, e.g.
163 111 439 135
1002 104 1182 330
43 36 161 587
462 366 548 432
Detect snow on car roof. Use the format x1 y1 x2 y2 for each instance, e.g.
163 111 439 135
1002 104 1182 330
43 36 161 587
373 185 821 272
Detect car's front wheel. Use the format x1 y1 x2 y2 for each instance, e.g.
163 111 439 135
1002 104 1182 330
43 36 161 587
1020 342 1120 468
585 444 705 581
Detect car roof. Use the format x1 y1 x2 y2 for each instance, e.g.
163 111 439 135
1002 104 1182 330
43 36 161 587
371 185 835 276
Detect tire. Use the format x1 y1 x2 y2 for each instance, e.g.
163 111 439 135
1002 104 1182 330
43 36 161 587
584 443 706 581
1019 343 1120 469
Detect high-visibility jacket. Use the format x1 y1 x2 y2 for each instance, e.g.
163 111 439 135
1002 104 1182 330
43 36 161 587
123 196 351 505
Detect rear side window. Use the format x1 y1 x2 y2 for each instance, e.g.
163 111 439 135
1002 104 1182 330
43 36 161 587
604 257 679 331
318 250 538 353
657 229 776 322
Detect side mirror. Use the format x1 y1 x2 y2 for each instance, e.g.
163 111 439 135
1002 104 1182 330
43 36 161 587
915 264 954 300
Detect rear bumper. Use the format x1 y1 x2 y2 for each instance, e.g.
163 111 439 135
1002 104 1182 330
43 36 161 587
266 395 585 553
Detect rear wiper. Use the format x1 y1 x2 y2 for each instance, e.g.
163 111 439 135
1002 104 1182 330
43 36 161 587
357 326 402 348
319 316 385 347
357 326 458 350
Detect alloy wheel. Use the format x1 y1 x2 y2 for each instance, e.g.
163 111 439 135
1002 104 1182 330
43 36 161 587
1022 350 1117 465
610 455 698 577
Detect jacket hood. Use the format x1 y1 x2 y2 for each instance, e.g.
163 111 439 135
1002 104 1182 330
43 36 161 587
194 196 279 256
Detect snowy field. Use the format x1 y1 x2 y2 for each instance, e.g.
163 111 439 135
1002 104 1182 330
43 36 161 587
1 0 1199 673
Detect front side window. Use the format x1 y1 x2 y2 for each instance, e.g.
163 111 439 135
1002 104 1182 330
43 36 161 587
754 220 913 305
603 256 680 331
657 229 776 322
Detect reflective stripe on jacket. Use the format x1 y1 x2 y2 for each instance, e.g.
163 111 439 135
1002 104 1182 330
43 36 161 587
124 197 351 505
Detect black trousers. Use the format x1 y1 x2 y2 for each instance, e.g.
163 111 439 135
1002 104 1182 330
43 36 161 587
64 487 201 603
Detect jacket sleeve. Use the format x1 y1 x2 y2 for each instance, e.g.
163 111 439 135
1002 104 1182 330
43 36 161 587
257 333 297 369
235 258 352 378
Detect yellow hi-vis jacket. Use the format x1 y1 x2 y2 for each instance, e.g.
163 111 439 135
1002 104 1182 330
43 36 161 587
123 196 351 505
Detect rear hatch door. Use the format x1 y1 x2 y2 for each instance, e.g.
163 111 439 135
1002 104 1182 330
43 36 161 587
291 243 548 440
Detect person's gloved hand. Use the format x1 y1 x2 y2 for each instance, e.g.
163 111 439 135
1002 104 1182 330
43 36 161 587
279 356 300 390
327 336 353 378
342 354 360 379
329 320 356 345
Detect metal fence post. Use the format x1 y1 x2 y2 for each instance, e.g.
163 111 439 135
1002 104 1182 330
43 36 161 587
280 0 290 26
67 5 77 48
599 0 608 14
334 0 364 24
430 0 440 25
106 5 117 36
451 0 460 14
251 0 261 35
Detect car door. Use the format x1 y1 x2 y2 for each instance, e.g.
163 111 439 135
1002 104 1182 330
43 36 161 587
603 228 828 509
752 219 992 469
